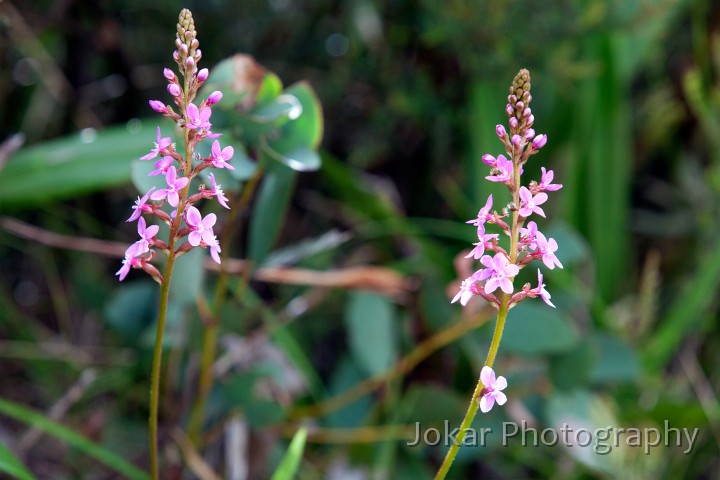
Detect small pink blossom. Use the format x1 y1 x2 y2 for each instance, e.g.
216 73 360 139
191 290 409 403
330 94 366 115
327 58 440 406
451 272 482 306
150 166 189 207
149 156 174 176
519 221 539 251
465 233 499 260
478 253 519 294
209 235 222 264
185 206 217 247
534 231 563 269
478 366 507 413
485 155 513 183
116 253 143 281
126 217 159 257
518 186 547 218
140 127 173 160
538 167 562 191
210 140 235 170
186 103 212 132
466 194 493 236
208 173 230 209
530 269 555 308
127 187 155 222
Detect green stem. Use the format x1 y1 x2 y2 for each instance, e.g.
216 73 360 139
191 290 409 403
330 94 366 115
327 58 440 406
434 300 509 480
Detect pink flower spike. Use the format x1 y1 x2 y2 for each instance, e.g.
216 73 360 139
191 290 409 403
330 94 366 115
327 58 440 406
185 206 217 247
534 231 563 269
533 269 555 308
478 366 507 413
518 186 548 218
149 100 167 114
210 140 235 170
127 187 155 222
539 167 562 191
207 91 223 105
480 253 519 294
208 173 230 209
140 127 173 161
150 166 189 207
116 253 142 281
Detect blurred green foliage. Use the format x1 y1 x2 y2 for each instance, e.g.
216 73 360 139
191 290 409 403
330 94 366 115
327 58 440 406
1 0 719 478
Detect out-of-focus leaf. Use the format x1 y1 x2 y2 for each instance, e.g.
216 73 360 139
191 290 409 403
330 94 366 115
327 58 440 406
261 229 351 268
345 291 397 377
0 398 150 480
549 339 596 391
0 442 36 480
326 356 372 429
544 223 591 266
589 333 640 384
269 82 324 152
501 302 578 356
218 368 286 428
270 427 307 480
263 144 321 172
104 282 156 340
169 246 205 306
248 160 297 264
0 120 155 207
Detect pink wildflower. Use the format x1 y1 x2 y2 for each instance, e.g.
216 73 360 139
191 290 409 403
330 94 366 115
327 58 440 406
466 195 493 236
151 166 189 208
207 173 230 209
530 269 555 308
485 155 513 183
534 231 563 269
186 103 212 132
116 253 143 281
538 167 562 191
140 127 173 160
478 253 519 294
185 206 217 247
465 233 499 260
451 272 482 306
478 366 507 413
210 140 235 170
127 187 155 222
518 186 547 218
126 217 159 257
149 156 174 176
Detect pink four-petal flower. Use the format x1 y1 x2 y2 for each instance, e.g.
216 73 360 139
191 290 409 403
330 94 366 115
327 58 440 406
538 167 562 191
116 253 143 281
466 194 493 236
479 366 507 413
208 173 230 209
140 127 172 160
127 187 155 222
210 140 235 170
531 269 555 308
151 166 189 207
478 253 519 294
185 206 217 247
186 103 212 132
518 186 547 218
534 231 563 269
126 217 159 257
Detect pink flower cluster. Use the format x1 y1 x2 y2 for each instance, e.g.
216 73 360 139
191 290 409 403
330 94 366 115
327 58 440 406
116 30 235 282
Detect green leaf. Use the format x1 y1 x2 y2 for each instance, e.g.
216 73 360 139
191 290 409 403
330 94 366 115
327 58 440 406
0 442 36 480
344 291 398 377
169 246 206 306
247 160 297 264
270 427 307 480
269 81 324 152
263 144 321 172
501 302 578 356
0 120 155 207
0 397 150 479
104 282 157 340
325 356 373 429
589 333 640 384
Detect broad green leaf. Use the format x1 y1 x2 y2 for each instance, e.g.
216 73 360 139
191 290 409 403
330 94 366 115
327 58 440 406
263 144 321 172
104 281 157 340
0 398 150 479
0 120 155 207
269 82 324 153
589 333 640 384
326 356 373 429
501 302 578 356
344 291 397 377
270 427 307 480
0 442 36 480
247 160 297 264
169 246 205 306
261 229 350 268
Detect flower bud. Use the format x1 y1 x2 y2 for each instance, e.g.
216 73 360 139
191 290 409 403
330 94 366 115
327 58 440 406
173 51 180 62
149 100 167 113
525 128 535 140
505 104 513 116
526 114 535 127
167 83 182 97
179 44 188 55
522 108 531 118
532 134 547 149
482 154 497 166
194 49 202 60
163 68 175 81
509 117 518 129
191 39 199 49
495 124 506 138
197 68 209 82
516 101 524 111
511 134 522 147
508 94 517 104
185 57 195 69
207 90 223 105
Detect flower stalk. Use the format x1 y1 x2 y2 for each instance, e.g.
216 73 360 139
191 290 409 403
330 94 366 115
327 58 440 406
437 69 561 479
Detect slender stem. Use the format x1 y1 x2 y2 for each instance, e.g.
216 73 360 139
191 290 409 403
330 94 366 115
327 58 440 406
434 301 509 480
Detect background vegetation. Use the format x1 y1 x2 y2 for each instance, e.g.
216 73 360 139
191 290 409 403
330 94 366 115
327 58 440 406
0 0 719 478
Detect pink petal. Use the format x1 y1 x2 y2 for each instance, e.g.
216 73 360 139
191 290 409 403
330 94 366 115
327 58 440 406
168 191 179 207
150 190 167 201
480 366 495 386
534 192 548 205
494 376 507 390
202 213 217 229
211 140 220 157
499 277 513 294
479 394 495 413
137 217 147 235
186 206 201 227
188 231 202 247
494 391 507 406
144 225 159 239
485 278 500 294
